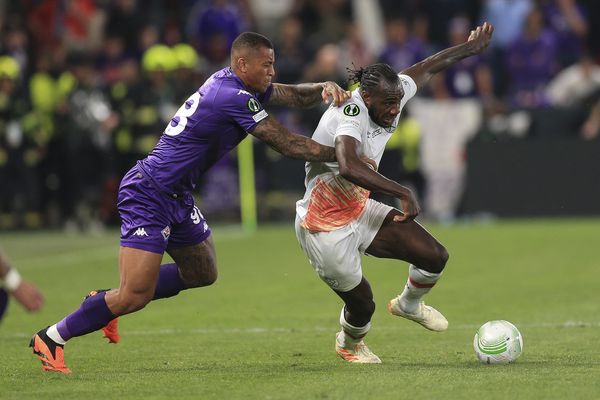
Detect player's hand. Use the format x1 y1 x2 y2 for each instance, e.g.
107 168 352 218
394 189 420 223
321 81 351 106
11 280 44 312
466 22 494 55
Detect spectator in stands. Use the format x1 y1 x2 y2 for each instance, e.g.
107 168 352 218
296 0 352 53
105 0 144 55
546 52 600 140
442 16 500 113
96 35 129 86
408 17 486 223
62 0 105 53
172 43 205 103
480 0 532 96
540 0 588 68
379 17 427 73
189 0 248 65
0 56 44 229
546 52 600 107
272 16 307 84
505 7 559 108
58 52 119 232
302 44 347 130
338 22 375 76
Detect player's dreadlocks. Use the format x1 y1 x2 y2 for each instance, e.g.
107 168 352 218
347 63 399 92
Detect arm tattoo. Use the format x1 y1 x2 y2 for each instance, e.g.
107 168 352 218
268 83 324 108
251 116 336 162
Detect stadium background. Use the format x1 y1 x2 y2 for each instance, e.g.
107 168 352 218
1 0 599 231
1 2 600 398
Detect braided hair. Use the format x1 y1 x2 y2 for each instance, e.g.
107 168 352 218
347 63 399 92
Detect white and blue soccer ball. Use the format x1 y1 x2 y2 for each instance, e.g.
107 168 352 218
473 320 523 364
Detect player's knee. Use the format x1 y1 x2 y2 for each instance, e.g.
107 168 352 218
197 266 218 287
430 243 449 274
114 291 153 315
183 260 218 288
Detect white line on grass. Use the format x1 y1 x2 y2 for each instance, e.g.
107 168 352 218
4 320 599 340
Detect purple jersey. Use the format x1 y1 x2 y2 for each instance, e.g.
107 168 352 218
137 67 272 195
445 55 485 98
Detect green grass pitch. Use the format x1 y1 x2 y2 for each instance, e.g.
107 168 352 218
1 219 599 399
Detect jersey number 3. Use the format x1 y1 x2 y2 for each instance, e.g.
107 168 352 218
164 92 202 136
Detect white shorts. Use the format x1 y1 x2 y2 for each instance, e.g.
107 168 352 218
295 199 393 292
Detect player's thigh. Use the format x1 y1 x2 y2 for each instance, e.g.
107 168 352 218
295 219 363 292
366 209 448 271
166 204 216 286
166 236 217 287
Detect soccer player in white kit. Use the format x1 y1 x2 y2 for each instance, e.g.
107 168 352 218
295 22 494 363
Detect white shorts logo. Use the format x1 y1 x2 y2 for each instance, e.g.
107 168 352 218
134 227 148 237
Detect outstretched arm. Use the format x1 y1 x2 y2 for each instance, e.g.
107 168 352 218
268 82 351 108
0 250 44 312
335 135 420 222
251 115 336 162
402 22 494 89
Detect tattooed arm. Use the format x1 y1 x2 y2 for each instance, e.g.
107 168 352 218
268 82 351 109
402 22 494 89
250 115 336 162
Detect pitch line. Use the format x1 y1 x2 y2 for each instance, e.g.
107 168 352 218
3 320 599 340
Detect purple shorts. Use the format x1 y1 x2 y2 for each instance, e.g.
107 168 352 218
118 166 211 254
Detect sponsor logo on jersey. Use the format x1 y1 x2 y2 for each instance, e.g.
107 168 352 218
368 127 384 138
247 98 261 112
161 226 171 241
134 227 148 237
343 103 360 116
252 109 268 122
237 89 252 96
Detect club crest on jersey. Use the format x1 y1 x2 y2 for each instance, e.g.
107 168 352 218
343 104 360 116
161 226 171 241
247 98 261 112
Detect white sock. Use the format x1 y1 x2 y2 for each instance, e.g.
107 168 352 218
338 307 371 347
398 264 441 313
46 324 67 345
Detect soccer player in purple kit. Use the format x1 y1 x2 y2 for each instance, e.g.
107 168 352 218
30 32 351 374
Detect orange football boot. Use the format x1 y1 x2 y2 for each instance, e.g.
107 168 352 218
85 290 120 344
29 328 71 374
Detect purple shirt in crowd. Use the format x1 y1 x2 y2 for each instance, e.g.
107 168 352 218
444 55 486 98
379 38 427 73
137 67 272 194
506 29 558 106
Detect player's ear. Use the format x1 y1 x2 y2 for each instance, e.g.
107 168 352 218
236 57 248 73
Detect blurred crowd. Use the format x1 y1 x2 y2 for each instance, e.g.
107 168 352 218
0 0 599 229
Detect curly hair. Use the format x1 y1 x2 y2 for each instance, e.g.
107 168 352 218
347 63 399 92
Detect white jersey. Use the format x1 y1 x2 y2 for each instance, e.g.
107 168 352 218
296 74 418 232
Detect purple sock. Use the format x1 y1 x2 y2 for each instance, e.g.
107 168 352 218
56 291 116 341
153 263 185 300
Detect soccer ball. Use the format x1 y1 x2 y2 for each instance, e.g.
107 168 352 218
473 320 523 364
